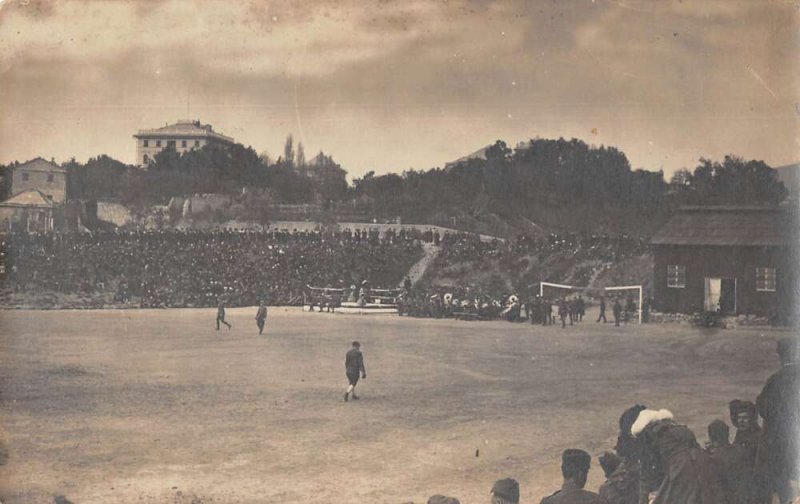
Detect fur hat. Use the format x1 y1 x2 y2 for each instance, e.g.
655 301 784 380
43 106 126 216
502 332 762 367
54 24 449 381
631 409 674 436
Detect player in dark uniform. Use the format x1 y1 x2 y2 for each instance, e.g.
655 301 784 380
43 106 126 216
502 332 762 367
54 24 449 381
255 300 267 335
613 299 622 327
344 341 366 402
216 300 231 330
597 296 607 323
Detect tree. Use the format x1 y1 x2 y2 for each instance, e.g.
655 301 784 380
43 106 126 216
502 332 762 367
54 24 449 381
283 134 295 167
296 142 306 167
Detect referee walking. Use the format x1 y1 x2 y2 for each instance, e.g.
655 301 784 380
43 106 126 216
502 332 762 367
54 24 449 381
344 341 366 402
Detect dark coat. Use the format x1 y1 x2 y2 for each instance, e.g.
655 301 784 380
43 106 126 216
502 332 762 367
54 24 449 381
541 481 606 504
638 421 725 504
755 363 800 487
599 457 640 504
345 348 366 376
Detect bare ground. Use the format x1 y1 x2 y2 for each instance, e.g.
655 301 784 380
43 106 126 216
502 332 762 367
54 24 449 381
0 308 788 503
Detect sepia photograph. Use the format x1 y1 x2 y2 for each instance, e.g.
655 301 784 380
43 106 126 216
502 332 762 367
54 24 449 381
0 0 798 503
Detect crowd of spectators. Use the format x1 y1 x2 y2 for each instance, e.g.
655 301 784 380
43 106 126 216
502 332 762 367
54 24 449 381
418 338 800 504
435 232 650 267
1 229 422 307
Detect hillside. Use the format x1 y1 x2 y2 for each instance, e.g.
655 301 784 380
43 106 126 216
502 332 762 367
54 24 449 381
417 234 653 296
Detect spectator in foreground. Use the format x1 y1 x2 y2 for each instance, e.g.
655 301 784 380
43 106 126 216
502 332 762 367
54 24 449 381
540 449 605 504
491 478 520 504
756 337 800 504
704 420 737 503
631 409 724 504
599 405 646 504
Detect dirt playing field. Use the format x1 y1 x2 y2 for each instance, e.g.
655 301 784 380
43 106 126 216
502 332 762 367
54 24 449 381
0 308 789 504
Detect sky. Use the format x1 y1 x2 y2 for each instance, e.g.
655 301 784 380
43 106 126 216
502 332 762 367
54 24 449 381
0 0 798 179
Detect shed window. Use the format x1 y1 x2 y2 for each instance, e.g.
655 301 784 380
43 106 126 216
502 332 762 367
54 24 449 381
47 174 54 183
22 173 29 181
756 267 776 292
667 264 685 288
156 140 162 147
181 140 187 148
143 140 149 147
195 140 200 147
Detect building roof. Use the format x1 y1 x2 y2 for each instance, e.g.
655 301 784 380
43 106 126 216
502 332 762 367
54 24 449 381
15 157 66 173
651 206 795 247
0 189 55 208
134 120 235 143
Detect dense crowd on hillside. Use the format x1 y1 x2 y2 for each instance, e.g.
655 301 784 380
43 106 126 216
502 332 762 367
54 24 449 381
0 227 654 310
435 232 650 266
0 229 422 307
416 338 799 504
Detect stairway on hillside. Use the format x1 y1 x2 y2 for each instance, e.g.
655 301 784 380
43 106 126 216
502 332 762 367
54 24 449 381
400 243 440 288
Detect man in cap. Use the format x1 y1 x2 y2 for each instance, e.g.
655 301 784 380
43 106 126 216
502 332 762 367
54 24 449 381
755 337 800 504
491 478 519 504
729 400 761 451
540 449 605 504
728 399 767 504
344 341 366 402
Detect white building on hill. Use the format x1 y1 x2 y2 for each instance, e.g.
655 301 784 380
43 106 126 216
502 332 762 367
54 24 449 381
133 120 235 167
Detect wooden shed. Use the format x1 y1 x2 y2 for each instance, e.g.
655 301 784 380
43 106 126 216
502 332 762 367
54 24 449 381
651 206 798 320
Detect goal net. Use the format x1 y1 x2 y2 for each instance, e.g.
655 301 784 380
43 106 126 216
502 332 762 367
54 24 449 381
539 282 643 324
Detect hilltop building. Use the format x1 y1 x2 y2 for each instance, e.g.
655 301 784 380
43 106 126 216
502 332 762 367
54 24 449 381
133 120 235 167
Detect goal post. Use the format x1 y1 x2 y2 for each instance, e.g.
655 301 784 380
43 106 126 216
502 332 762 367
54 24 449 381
539 282 574 298
604 285 643 324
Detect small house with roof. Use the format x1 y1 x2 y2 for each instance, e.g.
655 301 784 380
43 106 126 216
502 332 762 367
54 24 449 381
133 120 235 167
651 206 797 319
0 189 57 232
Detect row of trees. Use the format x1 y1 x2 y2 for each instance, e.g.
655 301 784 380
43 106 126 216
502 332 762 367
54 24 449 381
350 138 788 234
56 140 348 207
0 135 788 235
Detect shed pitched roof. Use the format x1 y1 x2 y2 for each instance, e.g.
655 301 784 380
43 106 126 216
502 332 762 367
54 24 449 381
134 120 234 143
15 157 66 173
0 189 55 208
651 206 795 247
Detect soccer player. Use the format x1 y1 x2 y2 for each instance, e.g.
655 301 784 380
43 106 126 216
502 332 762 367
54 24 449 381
344 341 366 402
216 300 231 330
613 299 622 327
255 300 267 335
597 296 607 323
